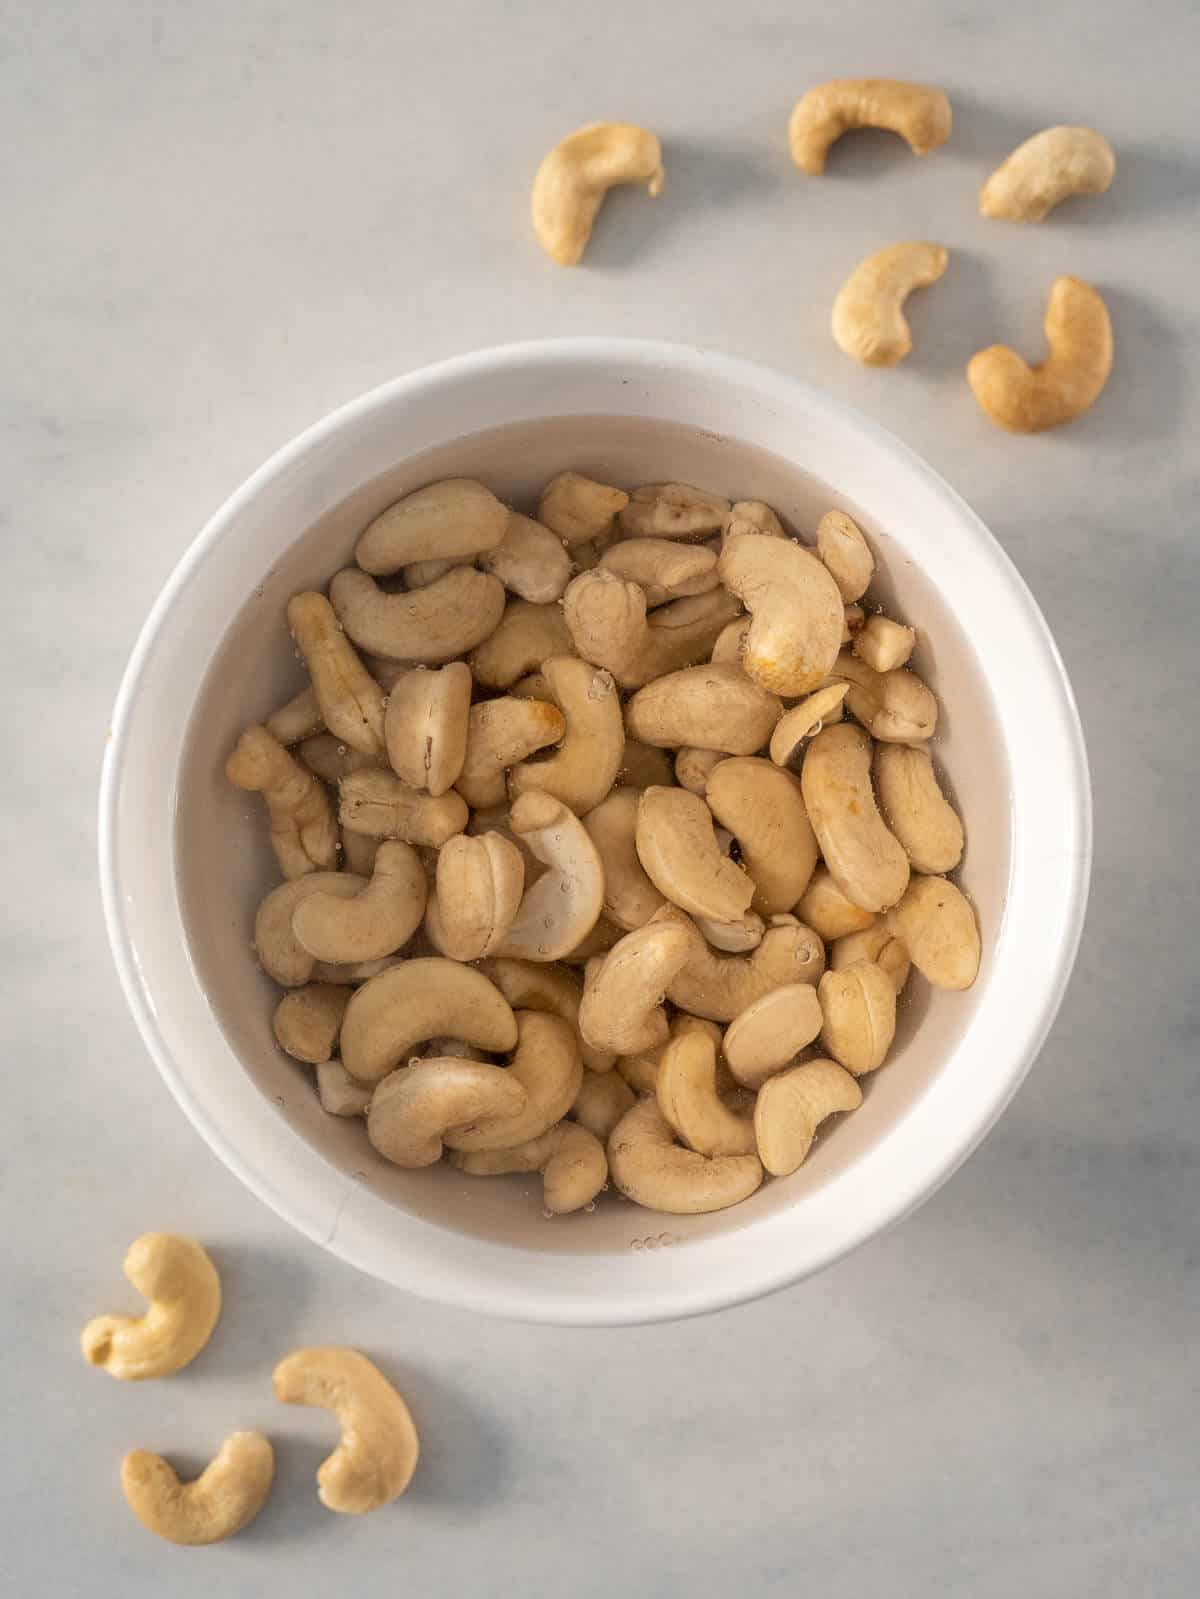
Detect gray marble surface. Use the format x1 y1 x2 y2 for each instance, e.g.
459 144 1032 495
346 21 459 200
3 2 1198 1592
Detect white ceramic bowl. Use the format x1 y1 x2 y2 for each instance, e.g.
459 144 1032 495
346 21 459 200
99 339 1090 1325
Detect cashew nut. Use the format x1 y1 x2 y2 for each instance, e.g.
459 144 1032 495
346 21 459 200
578 918 695 1055
338 768 468 845
455 695 566 809
563 569 741 688
635 785 755 922
625 664 783 754
298 733 386 785
718 533 844 696
789 78 952 175
709 618 748 667
854 614 915 673
367 1057 527 1166
815 510 874 603
315 1060 373 1116
675 746 727 795
537 471 629 543
356 479 509 575
818 959 897 1075
722 499 785 544
608 1096 762 1215
266 684 324 745
619 482 732 540
886 874 981 990
450 1121 608 1214
754 1059 863 1176
480 956 613 1074
273 1347 419 1513
722 982 824 1090
599 537 719 605
273 982 351 1064
330 566 506 663
82 1234 221 1381
705 756 819 915
255 873 368 986
616 1014 722 1095
571 1068 636 1142
660 907 826 1022
532 122 663 266
696 911 765 953
835 649 938 741
226 725 338 879
285 840 425 966
795 865 877 942
967 275 1113 433
340 957 518 1083
482 512 573 602
402 555 470 589
832 242 948 366
874 743 964 874
768 682 850 767
287 591 386 755
444 1011 581 1152
620 738 675 789
582 786 665 930
469 599 574 687
980 126 1115 223
656 1026 756 1157
495 791 605 961
830 922 911 994
121 1432 274 1545
425 831 524 961
383 662 472 796
801 723 909 912
508 655 624 814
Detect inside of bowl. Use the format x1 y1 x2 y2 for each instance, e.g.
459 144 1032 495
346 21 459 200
176 414 1010 1256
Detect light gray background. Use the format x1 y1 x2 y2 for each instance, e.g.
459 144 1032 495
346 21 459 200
3 1 1197 1593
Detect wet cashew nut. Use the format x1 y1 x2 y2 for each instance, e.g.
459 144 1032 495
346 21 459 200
818 959 897 1075
874 743 964 874
754 1059 862 1176
718 533 844 696
226 725 338 879
508 655 625 814
854 614 915 673
789 78 952 175
450 1121 608 1214
367 1057 527 1166
384 662 472 796
674 746 726 795
287 591 386 755
273 1347 419 1513
619 482 732 540
330 566 506 663
582 786 666 930
816 510 874 603
722 499 786 544
980 126 1115 223
599 537 719 605
82 1234 221 1380
886 874 981 990
795 866 877 942
834 649 938 742
696 910 766 953
830 922 911 994
832 241 948 366
355 479 509 575
635 785 755 922
340 957 518 1083
481 956 614 1074
291 841 426 964
495 791 605 961
468 599 575 688
315 1060 373 1116
625 664 783 754
705 756 819 915
571 1069 636 1141
967 275 1113 433
578 918 696 1055
483 512 573 602
532 122 664 266
426 831 525 961
537 471 629 543
455 695 566 809
338 768 468 845
444 1010 582 1152
768 683 850 768
121 1432 274 1545
564 569 740 689
254 873 368 986
660 907 826 1022
273 983 351 1064
656 1026 756 1157
801 723 909 912
722 982 825 1090
608 1096 763 1215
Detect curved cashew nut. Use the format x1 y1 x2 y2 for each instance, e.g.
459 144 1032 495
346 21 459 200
273 982 351 1064
625 664 783 754
816 510 874 603
290 841 426 964
656 1026 756 1157
444 1011 581 1152
599 537 719 605
722 982 825 1090
709 618 748 667
967 275 1113 433
493 791 605 961
696 911 766 953
338 768 468 845
298 733 386 785
832 241 948 367
480 956 613 1074
769 683 850 767
402 554 470 589
818 959 897 1075
830 922 911 994
854 614 915 673
509 655 625 814
450 1121 608 1214
315 1060 373 1116
383 662 472 796
273 1347 419 1513
660 907 826 1022
874 743 964 874
455 695 566 809
266 684 324 745
255 875 365 986
355 478 509 575
571 1068 636 1141
754 1059 863 1176
578 918 695 1055
718 532 845 697
121 1432 274 1545
340 957 518 1083
226 725 338 879
980 126 1115 223
801 723 909 912
483 511 573 602
425 831 525 961
537 471 629 544
705 756 819 915
619 738 674 789
635 785 755 922
469 599 575 687
789 78 952 175
835 649 938 742
367 1058 526 1166
795 865 877 942
82 1234 221 1380
532 122 663 266
886 873 981 990
722 499 786 545
287 591 386 755
563 570 740 688
608 1096 762 1215
615 1015 723 1096
582 786 666 930
330 566 506 663
618 482 731 540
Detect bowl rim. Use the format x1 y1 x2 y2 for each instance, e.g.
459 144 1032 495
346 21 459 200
99 337 1092 1325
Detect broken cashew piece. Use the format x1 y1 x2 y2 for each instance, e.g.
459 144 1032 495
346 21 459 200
450 1121 608 1214
426 831 525 961
484 511 573 602
121 1432 274 1545
330 566 506 663
82 1234 221 1381
619 482 732 540
816 511 874 604
656 1026 756 1157
789 78 952 175
368 1057 527 1166
496 791 605 961
875 743 964 874
718 533 844 696
832 241 948 367
705 756 819 915
291 840 426 963
316 1060 372 1116
834 648 938 742
564 569 740 689
384 662 472 796
273 983 350 1064
226 725 338 879
444 1011 582 1153
254 873 368 986
537 471 629 543
532 122 664 266
967 275 1113 433
831 923 911 994
980 126 1115 223
754 1059 862 1176
768 683 850 768
886 873 981 990
287 591 386 755
356 478 509 575
578 918 695 1056
854 614 915 673
801 723 909 912
723 499 786 544
636 785 755 922
625 664 783 754
340 957 518 1083
455 695 566 809
338 768 468 845
273 1347 419 1513
795 865 877 942
608 1096 763 1215
722 982 825 1090
599 537 719 605
508 655 625 815
583 786 666 930
818 959 897 1075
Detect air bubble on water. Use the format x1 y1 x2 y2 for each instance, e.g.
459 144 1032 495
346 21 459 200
541 1208 555 1221
543 916 553 929
600 1182 610 1192
584 1200 597 1213
536 944 548 956
274 1095 285 1107
630 1238 643 1251
810 720 823 737
559 880 569 893
408 1055 422 1068
336 744 348 756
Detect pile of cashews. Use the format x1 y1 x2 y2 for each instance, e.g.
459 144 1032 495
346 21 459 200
228 470 981 1222
530 89 1115 433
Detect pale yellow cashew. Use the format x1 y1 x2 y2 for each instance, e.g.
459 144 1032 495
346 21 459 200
832 241 948 367
754 1059 863 1176
355 478 509 575
82 1234 221 1381
508 655 625 815
340 957 518 1083
659 906 826 1022
722 499 785 544
582 786 666 931
834 649 938 742
121 1432 274 1545
537 471 629 543
273 982 350 1064
368 1057 527 1166
287 591 386 756
886 874 981 990
818 959 897 1075
795 866 877 942
635 785 755 922
254 873 368 986
967 275 1113 433
571 1069 636 1142
696 910 766 953
450 1121 608 1214
265 684 324 745
789 78 952 175
815 510 874 602
768 683 850 768
495 791 606 961
338 768 468 846
718 533 844 696
455 695 566 809
578 918 696 1056
273 1347 419 1513
225 725 338 879
481 956 614 1074
619 482 731 540
854 614 915 673
444 1011 582 1153
830 922 911 994
483 512 573 602
656 1026 756 1157
330 566 506 663
315 1060 373 1116
625 664 783 755
599 536 719 606
980 126 1115 222
722 982 824 1090
563 569 740 688
469 599 575 688
874 743 964 874
802 723 909 911
291 840 426 964
426 831 525 961
532 122 664 266
383 662 472 796
705 756 819 915
402 554 470 589
608 1096 763 1215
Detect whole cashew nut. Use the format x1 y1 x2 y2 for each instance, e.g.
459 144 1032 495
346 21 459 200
444 1011 582 1153
660 906 826 1022
874 743 964 874
469 599 574 688
754 1059 863 1176
355 478 509 575
273 982 351 1064
287 592 386 755
563 569 741 688
367 1057 527 1166
384 662 472 796
583 786 666 931
722 982 825 1090
480 956 614 1074
273 1347 419 1513
608 1096 763 1215
483 512 573 602
425 831 525 961
801 723 910 912
330 566 506 663
226 725 339 879
537 471 629 544
532 122 664 266
722 499 786 545
636 785 755 922
718 533 844 696
656 1026 756 1157
625 664 783 755
618 483 731 540
818 959 897 1075
455 695 566 809
599 537 719 605
338 768 468 845
340 957 518 1083
82 1234 221 1381
980 126 1115 223
834 649 938 742
886 874 981 990
255 873 368 986
832 241 949 367
508 655 625 815
705 756 819 915
578 918 696 1056
768 683 850 768
450 1121 608 1214
795 865 877 942
266 684 324 745
968 276 1113 433
291 840 426 964
854 614 915 673
789 78 952 175
402 554 470 589
830 922 912 994
495 791 605 961
815 510 874 603
121 1432 274 1545
571 1069 636 1142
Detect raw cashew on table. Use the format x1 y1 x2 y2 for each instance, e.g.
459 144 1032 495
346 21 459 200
967 276 1113 433
121 1432 274 1545
788 78 952 174
82 1234 221 1381
980 126 1115 222
532 122 664 266
832 242 949 367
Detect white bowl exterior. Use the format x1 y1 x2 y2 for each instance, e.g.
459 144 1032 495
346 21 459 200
99 340 1090 1324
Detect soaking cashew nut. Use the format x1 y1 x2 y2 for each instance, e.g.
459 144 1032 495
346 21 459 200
625 664 783 754
886 874 981 990
532 122 664 266
705 756 819 915
660 906 826 1022
789 78 952 175
815 510 874 603
444 1011 581 1152
854 614 915 673
291 840 426 964
425 831 525 961
537 471 629 543
722 982 825 1090
495 791 605 961
384 662 472 796
226 725 338 879
469 600 574 688
768 683 850 768
599 537 719 604
254 873 368 986
298 733 385 786
754 1059 862 1176
340 957 518 1083
582 785 666 930
818 959 898 1075
356 478 509 574
718 532 844 695
287 591 386 755
265 684 324 745
330 565 506 663
619 482 731 539
967 275 1113 433
656 1026 756 1157
483 511 573 602
830 922 911 994
801 723 909 912
82 1234 221 1381
578 918 695 1055
455 694 566 809
315 1060 373 1117
607 1096 762 1215
635 785 755 922
563 569 740 688
834 648 938 742
338 768 468 845
121 1432 274 1545
980 126 1115 223
367 1057 525 1166
273 982 351 1064
450 1121 608 1214
874 743 964 874
508 655 625 815
832 241 948 366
